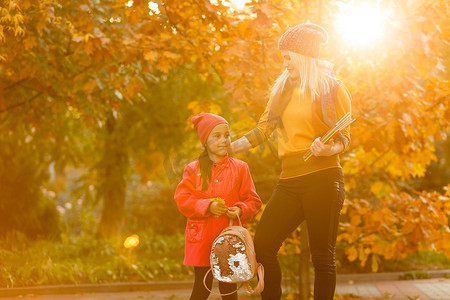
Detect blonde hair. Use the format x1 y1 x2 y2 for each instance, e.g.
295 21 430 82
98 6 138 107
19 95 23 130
271 51 333 100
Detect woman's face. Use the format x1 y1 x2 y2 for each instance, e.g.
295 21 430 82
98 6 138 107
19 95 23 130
281 50 299 80
205 123 231 162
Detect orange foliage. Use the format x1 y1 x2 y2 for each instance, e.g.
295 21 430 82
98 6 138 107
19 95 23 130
1 0 449 266
338 185 450 271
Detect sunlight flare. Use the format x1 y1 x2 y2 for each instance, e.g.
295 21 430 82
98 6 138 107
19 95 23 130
124 234 140 249
229 0 250 10
149 2 160 15
336 3 387 46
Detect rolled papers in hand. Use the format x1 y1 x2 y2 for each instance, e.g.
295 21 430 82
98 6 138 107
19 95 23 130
303 112 355 161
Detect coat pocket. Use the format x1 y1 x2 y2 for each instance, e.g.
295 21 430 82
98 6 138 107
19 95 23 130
186 219 206 243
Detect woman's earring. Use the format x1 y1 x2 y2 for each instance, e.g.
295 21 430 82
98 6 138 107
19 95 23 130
201 144 206 151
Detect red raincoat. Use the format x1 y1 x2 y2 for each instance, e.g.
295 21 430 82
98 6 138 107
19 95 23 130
174 155 262 266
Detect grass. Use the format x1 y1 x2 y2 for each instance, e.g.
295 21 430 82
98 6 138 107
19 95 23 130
0 232 192 288
398 271 431 280
1 232 449 288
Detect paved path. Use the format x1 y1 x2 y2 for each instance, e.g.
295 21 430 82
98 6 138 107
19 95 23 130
1 273 449 299
0 289 255 300
336 278 450 299
0 285 254 300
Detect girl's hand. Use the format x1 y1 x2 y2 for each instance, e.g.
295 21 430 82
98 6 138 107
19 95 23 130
209 202 228 217
226 206 242 219
310 138 344 157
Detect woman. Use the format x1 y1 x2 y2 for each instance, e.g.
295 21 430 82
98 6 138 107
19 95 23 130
230 23 351 299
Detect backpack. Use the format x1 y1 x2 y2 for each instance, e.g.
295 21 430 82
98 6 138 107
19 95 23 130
203 212 264 296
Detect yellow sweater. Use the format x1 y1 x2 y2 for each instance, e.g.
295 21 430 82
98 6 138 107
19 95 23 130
245 83 352 179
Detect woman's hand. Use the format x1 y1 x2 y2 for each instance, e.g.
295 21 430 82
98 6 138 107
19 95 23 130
209 202 228 217
226 206 242 219
310 138 344 157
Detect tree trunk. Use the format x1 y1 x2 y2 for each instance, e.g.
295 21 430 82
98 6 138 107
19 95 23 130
299 222 311 300
97 115 128 237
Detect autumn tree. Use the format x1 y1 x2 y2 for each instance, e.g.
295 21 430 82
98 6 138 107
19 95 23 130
0 0 225 237
1 0 449 279
127 0 450 281
156 0 450 274
329 0 450 270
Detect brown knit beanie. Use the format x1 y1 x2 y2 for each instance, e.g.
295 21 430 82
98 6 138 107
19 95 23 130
278 23 328 58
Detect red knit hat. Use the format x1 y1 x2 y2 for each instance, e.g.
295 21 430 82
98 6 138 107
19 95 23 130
191 113 229 145
278 23 328 58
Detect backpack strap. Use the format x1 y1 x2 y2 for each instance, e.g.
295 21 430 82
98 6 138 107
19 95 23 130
228 211 243 227
242 263 265 295
202 268 244 296
312 78 349 150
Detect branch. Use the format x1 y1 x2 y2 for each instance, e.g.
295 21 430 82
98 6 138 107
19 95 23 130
2 78 29 90
426 94 450 111
369 148 390 168
0 92 43 114
163 3 224 84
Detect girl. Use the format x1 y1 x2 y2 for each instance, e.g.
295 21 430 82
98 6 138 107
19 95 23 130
174 113 262 300
230 23 352 299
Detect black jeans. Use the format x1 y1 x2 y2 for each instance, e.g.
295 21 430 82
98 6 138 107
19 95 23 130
190 266 238 300
254 168 345 300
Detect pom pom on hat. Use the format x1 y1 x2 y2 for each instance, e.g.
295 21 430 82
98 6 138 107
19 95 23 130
278 23 328 58
191 113 229 145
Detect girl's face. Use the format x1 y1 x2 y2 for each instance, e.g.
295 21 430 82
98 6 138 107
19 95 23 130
281 50 299 80
205 123 231 162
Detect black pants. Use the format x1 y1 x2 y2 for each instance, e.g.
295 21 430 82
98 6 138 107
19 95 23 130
254 168 345 300
189 266 238 300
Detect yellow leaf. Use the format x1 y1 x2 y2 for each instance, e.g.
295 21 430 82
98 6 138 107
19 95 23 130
100 37 111 45
157 60 171 73
72 35 84 42
23 37 37 50
370 181 393 198
84 33 95 42
370 181 384 196
409 226 424 243
14 26 24 37
213 197 225 204
9 1 17 10
84 79 97 91
163 51 180 60
144 51 158 61
346 246 357 262
204 197 225 204
350 215 361 226
402 222 415 234
360 247 369 266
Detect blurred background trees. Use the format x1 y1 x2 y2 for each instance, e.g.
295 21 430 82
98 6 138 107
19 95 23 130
0 0 449 290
